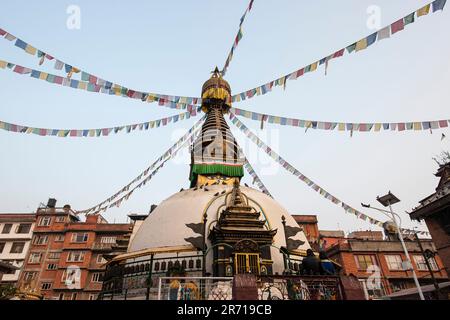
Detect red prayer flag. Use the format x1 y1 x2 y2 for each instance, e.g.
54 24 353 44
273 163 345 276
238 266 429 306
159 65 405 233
0 28 6 36
391 19 404 35
292 119 300 127
333 49 345 58
439 120 448 128
398 123 406 131
296 68 304 78
54 76 64 85
89 75 97 84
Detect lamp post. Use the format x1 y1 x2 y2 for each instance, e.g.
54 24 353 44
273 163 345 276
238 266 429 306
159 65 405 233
362 191 425 300
413 228 441 300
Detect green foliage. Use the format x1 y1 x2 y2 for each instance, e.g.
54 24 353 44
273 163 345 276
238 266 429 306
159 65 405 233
0 284 16 300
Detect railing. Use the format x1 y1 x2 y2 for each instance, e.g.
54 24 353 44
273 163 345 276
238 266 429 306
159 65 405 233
99 253 204 300
257 275 343 300
92 242 114 250
157 277 233 300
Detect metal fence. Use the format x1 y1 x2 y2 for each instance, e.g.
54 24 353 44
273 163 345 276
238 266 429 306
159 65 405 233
257 275 343 300
157 277 233 300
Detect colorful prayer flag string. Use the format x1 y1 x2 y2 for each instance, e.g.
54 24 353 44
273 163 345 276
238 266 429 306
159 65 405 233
228 0 447 104
229 113 429 236
77 116 206 214
0 110 200 138
0 27 202 107
221 0 255 76
0 59 200 113
230 107 450 134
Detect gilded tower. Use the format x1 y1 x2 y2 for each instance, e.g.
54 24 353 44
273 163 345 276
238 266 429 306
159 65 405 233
189 67 244 187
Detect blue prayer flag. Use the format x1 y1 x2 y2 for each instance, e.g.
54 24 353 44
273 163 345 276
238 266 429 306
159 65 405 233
64 64 73 73
367 32 377 46
14 39 27 50
31 70 40 78
433 0 447 12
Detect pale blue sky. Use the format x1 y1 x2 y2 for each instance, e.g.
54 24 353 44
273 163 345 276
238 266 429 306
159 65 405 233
0 1 449 234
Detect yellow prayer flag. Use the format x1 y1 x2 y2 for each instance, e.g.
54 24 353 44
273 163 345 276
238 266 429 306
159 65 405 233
256 87 262 96
374 123 382 132
417 4 430 17
0 60 7 69
25 45 37 55
355 38 368 52
413 122 422 130
310 62 318 72
338 123 345 131
78 82 87 90
304 120 311 128
39 72 48 80
57 130 66 137
26 127 33 134
146 95 155 103
0 122 4 130
72 67 80 73
89 129 95 137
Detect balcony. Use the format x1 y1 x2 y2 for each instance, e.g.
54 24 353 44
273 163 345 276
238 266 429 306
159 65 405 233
92 242 114 251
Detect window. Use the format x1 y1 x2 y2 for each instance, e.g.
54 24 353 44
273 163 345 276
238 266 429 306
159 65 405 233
41 282 52 290
55 216 66 223
100 236 116 244
47 263 57 270
58 293 64 300
414 255 439 271
88 294 96 300
355 255 377 271
48 252 61 260
16 223 32 234
2 223 12 234
0 242 5 254
385 255 403 270
71 293 77 300
23 272 37 282
96 255 106 264
71 233 88 243
67 251 85 262
10 242 25 254
91 272 103 282
38 216 52 227
55 235 65 242
33 235 49 245
29 252 42 263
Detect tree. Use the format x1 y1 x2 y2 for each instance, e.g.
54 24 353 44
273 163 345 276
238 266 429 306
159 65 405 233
432 151 450 167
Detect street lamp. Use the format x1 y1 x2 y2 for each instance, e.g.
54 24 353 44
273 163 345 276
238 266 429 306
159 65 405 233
361 191 425 300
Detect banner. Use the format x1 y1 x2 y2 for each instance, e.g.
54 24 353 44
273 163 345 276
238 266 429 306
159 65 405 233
0 27 202 107
230 113 429 236
228 0 447 104
221 0 255 76
77 116 206 214
0 59 200 112
231 107 450 134
0 110 199 138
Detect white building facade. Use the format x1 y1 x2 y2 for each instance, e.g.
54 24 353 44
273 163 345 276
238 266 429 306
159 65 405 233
0 213 36 286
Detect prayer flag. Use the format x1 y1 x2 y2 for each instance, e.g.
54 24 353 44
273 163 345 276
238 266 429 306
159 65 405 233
432 0 447 12
391 19 405 35
404 13 415 26
417 4 431 16
377 26 391 41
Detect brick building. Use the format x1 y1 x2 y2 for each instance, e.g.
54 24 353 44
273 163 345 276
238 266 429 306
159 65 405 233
292 215 320 250
18 201 132 300
326 234 448 300
409 163 450 275
319 230 345 250
0 213 35 286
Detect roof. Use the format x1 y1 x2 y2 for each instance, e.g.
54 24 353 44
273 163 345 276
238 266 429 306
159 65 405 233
0 213 36 222
292 215 318 224
320 230 345 238
386 281 450 298
109 244 199 263
0 261 19 272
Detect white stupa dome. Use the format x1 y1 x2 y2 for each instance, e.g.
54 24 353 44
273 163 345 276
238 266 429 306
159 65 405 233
129 184 311 274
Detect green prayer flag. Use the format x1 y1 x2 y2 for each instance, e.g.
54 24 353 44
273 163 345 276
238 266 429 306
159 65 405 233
404 13 415 25
346 43 357 54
